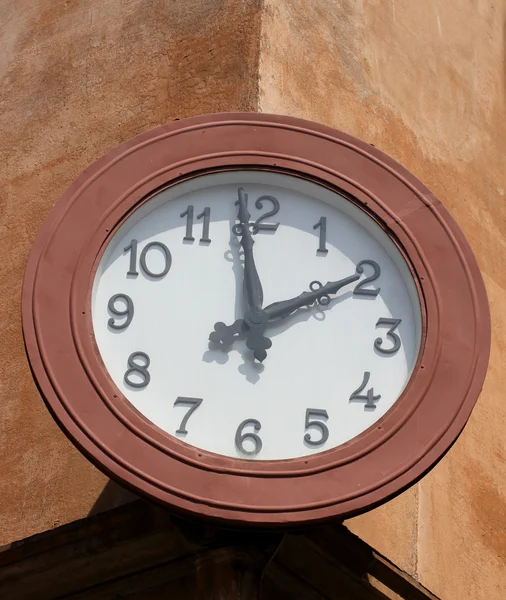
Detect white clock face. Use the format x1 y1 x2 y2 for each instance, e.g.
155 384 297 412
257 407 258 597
92 172 422 460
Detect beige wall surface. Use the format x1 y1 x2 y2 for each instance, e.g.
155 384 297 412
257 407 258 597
0 0 262 546
1 1 505 598
258 1 506 598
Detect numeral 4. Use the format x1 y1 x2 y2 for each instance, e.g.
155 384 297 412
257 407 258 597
349 371 381 410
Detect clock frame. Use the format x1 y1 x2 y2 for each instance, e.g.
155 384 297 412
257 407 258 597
22 113 490 526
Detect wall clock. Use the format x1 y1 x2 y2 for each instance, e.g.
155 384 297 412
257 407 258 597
23 113 490 525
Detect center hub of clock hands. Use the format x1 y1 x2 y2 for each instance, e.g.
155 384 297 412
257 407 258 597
209 187 361 362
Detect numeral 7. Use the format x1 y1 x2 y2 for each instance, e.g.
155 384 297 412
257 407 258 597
174 397 203 434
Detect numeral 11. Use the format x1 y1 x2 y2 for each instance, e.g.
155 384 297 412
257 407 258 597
180 205 211 243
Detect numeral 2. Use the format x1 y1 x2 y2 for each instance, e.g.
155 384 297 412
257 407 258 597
354 260 381 296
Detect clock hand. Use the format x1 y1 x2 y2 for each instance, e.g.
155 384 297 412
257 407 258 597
209 273 359 345
209 319 244 346
234 187 272 361
210 188 272 362
233 187 264 313
263 273 360 321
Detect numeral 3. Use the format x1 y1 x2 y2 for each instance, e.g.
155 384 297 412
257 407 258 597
375 318 402 354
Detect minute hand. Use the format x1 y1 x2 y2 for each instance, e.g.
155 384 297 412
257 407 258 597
235 187 263 311
264 274 360 321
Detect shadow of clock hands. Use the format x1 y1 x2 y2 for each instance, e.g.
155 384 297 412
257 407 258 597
203 336 265 383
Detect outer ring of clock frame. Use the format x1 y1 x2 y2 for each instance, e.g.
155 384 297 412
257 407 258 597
22 113 491 527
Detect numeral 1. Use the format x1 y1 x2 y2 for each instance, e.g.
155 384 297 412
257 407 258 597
197 207 211 242
180 205 195 241
125 239 139 275
313 216 328 254
180 205 211 243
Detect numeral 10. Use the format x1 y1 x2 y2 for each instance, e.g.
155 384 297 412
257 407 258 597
124 239 172 278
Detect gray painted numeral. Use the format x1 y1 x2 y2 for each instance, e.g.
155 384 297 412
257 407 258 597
197 207 211 242
180 205 195 241
375 318 402 354
313 217 328 254
354 260 381 296
253 195 280 231
235 419 262 456
349 371 381 410
180 206 211 242
124 239 172 278
107 294 134 330
174 397 203 435
304 409 329 446
124 352 150 389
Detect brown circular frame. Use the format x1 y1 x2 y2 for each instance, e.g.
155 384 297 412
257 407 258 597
22 113 490 527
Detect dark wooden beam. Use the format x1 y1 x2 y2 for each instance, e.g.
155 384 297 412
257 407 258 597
0 500 438 599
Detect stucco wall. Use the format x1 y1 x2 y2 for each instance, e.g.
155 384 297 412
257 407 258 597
0 0 262 547
1 1 505 598
258 1 506 598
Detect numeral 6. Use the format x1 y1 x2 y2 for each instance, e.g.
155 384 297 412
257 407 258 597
235 419 262 456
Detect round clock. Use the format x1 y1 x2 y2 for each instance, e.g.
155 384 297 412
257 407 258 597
92 171 421 460
23 113 490 525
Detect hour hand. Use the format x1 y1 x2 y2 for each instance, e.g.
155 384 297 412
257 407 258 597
264 273 360 321
209 319 244 346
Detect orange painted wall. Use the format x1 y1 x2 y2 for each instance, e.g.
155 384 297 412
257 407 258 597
0 0 262 546
1 1 505 598
258 1 506 597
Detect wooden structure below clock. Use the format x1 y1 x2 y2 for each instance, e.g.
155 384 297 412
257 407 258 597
22 113 490 526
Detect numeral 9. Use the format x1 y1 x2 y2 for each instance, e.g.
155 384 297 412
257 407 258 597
108 294 134 330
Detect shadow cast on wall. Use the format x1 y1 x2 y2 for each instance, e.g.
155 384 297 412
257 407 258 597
88 479 139 516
